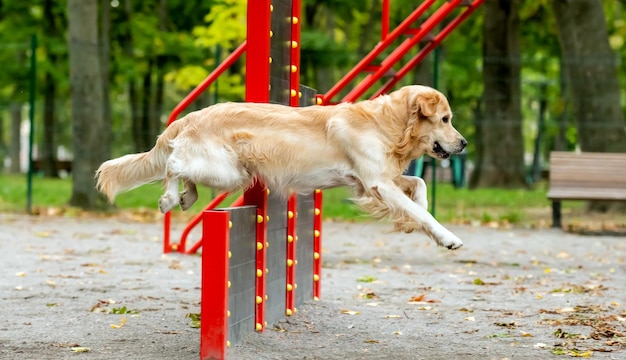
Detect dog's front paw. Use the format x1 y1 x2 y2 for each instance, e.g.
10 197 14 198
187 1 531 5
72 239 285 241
158 193 179 213
438 232 463 250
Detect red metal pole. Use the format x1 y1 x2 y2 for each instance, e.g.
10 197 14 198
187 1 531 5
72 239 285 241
341 0 463 103
371 0 485 98
167 41 247 126
321 0 437 104
381 0 390 42
313 189 323 300
200 210 230 360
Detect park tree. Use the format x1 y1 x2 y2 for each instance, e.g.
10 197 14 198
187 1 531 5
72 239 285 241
551 0 626 153
470 0 526 188
67 0 110 209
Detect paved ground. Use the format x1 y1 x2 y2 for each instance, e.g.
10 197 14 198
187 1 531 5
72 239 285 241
1 213 625 360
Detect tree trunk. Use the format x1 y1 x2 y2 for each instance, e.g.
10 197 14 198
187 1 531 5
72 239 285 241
551 0 626 153
123 0 143 153
9 102 22 174
140 58 153 151
100 0 112 145
470 0 526 188
552 0 626 213
41 0 59 178
67 0 109 209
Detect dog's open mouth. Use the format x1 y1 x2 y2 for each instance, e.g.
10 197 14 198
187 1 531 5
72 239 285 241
433 142 451 159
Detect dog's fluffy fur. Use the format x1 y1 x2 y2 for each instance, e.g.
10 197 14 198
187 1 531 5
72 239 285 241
96 85 467 249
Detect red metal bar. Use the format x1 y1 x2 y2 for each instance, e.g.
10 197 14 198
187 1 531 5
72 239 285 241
177 192 230 253
381 0 390 41
371 0 485 98
321 0 437 104
342 0 463 102
289 0 302 107
163 41 247 254
200 210 230 360
312 189 323 300
167 41 247 126
285 195 297 314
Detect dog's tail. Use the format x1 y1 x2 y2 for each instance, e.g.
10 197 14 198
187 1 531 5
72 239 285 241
95 120 184 202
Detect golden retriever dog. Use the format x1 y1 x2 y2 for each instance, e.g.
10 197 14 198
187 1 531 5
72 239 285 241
96 85 467 249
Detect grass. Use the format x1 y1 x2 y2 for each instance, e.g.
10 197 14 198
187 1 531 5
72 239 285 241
0 174 584 226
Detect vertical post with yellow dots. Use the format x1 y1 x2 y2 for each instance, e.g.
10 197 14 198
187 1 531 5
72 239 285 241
200 210 230 360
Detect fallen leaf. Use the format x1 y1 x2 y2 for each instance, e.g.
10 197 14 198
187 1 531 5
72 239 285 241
409 293 426 302
356 276 376 283
465 316 476 322
15 272 26 277
393 331 403 335
385 315 401 319
110 317 126 329
341 310 360 316
364 339 379 344
70 347 91 353
520 331 533 337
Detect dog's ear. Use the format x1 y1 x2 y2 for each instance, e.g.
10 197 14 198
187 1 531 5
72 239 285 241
411 92 439 118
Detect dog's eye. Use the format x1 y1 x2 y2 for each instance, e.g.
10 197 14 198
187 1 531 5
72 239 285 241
442 116 449 123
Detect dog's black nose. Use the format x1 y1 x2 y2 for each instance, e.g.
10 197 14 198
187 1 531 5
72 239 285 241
460 138 468 148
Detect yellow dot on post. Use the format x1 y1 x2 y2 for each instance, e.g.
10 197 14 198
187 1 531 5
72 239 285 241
171 244 178 251
264 321 268 327
314 208 321 216
269 57 273 64
256 296 263 304
256 269 263 277
286 309 293 316
286 284 293 291
269 30 273 38
292 16 299 25
267 188 270 195
257 215 263 223
290 65 297 73
228 281 231 288
257 242 263 251
288 211 294 219
228 221 233 229
314 274 320 281
315 189 321 193
294 283 298 289
265 268 269 274
314 296 319 301
314 230 320 238
316 97 323 105
227 310 231 317
295 236 299 242
287 259 294 267
266 241 269 248
287 235 294 243
265 294 268 300
227 340 231 348
290 89 297 97
291 40 298 48
228 251 232 258
314 252 320 260
256 323 263 331
295 260 298 265
298 91 302 98
266 215 270 222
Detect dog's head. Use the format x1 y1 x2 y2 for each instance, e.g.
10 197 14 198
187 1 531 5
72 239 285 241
395 85 467 160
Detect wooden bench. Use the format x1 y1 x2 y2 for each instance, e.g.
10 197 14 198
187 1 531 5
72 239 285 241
547 151 626 228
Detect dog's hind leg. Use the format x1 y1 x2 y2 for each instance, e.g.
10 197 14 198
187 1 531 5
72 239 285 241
179 178 198 211
159 173 180 213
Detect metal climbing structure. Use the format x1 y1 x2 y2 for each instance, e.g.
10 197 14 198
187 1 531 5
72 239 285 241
159 1 482 359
